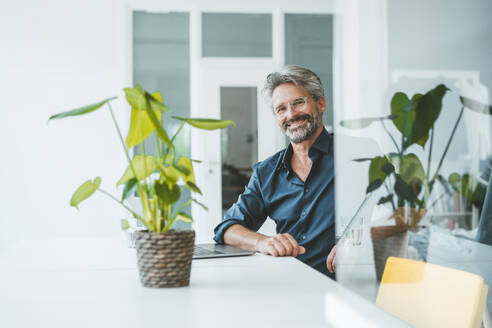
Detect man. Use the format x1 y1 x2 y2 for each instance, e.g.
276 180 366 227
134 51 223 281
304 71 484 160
213 65 337 277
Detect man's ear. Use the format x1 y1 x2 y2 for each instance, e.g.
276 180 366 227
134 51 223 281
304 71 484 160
317 96 327 113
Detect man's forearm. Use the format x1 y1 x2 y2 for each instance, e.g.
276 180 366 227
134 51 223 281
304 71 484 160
223 224 268 252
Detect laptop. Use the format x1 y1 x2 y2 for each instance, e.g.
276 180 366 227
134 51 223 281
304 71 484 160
193 243 255 259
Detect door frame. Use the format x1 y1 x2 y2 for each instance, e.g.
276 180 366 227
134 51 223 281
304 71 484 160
192 62 283 242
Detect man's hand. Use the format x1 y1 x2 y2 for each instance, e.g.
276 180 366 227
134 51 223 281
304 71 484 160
326 244 337 273
256 233 306 257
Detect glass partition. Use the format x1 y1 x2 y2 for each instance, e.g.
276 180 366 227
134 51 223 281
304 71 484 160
335 0 492 319
285 14 333 129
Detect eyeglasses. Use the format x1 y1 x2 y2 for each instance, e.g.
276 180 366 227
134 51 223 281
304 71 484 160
273 96 310 116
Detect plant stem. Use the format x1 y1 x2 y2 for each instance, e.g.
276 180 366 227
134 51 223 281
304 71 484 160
171 121 185 144
380 120 401 155
426 126 434 184
155 132 161 159
384 180 396 211
431 106 465 184
107 102 151 226
162 204 173 232
97 188 150 229
423 127 435 208
426 192 447 212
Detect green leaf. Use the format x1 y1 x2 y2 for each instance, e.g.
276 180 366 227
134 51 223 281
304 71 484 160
70 177 101 209
369 156 392 185
157 164 179 187
175 212 193 223
172 116 236 130
339 115 396 129
124 86 146 111
394 175 417 202
471 184 486 203
399 154 426 186
173 164 191 177
48 97 117 121
146 91 169 113
392 85 448 150
186 181 202 194
120 219 130 230
377 194 394 206
460 96 492 115
192 198 208 211
117 155 156 186
448 172 461 192
366 179 383 193
121 178 138 201
381 163 395 175
144 100 174 151
406 84 448 149
124 87 165 149
177 157 196 183
391 92 415 139
155 181 181 204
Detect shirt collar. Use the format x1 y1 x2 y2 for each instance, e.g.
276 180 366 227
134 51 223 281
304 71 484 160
278 128 332 172
310 128 332 155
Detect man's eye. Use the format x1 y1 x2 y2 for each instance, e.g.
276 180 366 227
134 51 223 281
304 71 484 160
276 107 286 113
293 99 304 106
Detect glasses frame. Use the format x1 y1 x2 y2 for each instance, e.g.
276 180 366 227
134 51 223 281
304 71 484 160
273 96 311 117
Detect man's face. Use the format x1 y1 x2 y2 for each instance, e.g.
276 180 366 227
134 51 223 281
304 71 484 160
271 83 326 144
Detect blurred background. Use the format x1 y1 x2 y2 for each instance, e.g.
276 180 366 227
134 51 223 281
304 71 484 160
1 0 491 312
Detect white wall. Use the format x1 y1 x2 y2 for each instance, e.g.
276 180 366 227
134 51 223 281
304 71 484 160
0 0 129 248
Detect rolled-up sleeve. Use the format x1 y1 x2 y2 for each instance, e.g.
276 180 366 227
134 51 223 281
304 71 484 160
213 164 267 244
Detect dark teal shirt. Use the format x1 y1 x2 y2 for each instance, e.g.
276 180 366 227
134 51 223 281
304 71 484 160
214 129 335 277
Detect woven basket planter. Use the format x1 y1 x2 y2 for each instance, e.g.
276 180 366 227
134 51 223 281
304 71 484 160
135 229 195 288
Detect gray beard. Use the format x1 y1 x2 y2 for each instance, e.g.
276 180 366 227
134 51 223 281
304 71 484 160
284 113 322 144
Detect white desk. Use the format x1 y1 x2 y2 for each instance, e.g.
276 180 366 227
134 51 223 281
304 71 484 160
0 237 409 327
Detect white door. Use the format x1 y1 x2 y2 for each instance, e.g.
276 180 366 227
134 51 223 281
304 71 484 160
192 61 285 243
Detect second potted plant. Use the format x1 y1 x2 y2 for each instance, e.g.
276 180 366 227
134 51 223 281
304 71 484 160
340 84 492 279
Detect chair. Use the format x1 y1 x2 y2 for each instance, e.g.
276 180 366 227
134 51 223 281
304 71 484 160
376 256 490 328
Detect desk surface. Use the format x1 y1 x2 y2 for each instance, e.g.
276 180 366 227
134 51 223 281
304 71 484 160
0 237 409 328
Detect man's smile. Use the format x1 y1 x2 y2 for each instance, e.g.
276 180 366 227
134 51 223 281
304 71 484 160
283 114 312 131
287 118 307 129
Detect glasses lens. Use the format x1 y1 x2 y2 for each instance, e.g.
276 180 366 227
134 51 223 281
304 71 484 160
292 97 307 110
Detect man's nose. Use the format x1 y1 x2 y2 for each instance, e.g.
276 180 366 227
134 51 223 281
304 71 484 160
285 104 297 119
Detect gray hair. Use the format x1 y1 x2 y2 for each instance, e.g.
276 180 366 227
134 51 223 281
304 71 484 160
262 65 324 106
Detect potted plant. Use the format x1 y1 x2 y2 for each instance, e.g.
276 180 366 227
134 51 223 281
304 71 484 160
49 85 235 287
340 84 492 279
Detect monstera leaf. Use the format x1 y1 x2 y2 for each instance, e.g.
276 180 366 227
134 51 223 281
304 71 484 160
125 86 169 149
70 177 101 209
363 156 395 194
399 154 426 187
117 155 157 186
391 84 448 150
369 157 394 185
48 97 117 121
172 116 236 130
394 174 418 203
155 181 181 205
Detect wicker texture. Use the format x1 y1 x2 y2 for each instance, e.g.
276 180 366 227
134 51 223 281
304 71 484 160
135 230 195 288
